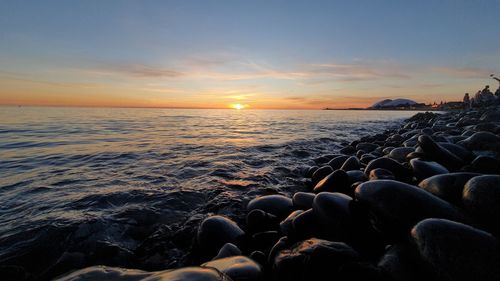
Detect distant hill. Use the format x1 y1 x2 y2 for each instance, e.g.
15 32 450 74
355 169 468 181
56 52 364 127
370 98 418 109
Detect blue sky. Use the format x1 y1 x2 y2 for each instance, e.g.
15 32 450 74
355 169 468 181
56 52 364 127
1 0 499 108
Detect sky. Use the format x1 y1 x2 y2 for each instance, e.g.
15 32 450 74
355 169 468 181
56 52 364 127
1 0 499 109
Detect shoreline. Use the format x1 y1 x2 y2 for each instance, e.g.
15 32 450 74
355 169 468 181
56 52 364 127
16 106 500 280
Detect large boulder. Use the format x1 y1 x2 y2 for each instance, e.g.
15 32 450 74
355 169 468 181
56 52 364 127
202 256 262 281
418 172 479 205
247 195 293 219
197 216 245 255
463 175 500 232
411 218 500 281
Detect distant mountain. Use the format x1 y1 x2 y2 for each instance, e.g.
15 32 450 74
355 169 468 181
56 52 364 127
370 98 418 109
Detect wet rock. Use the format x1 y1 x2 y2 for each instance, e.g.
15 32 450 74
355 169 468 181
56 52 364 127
360 154 377 164
313 169 349 194
246 209 278 233
410 159 449 181
272 238 360 281
268 236 288 265
365 157 412 182
463 175 500 232
327 155 350 170
439 142 475 162
389 147 414 162
249 251 266 267
480 110 500 122
411 218 500 281
346 170 368 185
292 192 315 210
312 192 353 240
280 210 304 236
247 195 293 219
417 135 464 170
418 172 479 205
469 155 500 174
378 243 439 281
213 243 242 260
355 180 465 238
340 156 361 171
311 165 334 186
339 145 356 155
251 231 281 252
368 168 395 181
291 209 323 240
356 142 379 153
458 131 500 154
305 166 318 178
55 266 230 281
197 215 245 255
203 256 262 281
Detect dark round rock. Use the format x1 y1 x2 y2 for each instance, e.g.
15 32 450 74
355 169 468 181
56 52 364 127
439 142 475 162
311 165 334 186
291 209 323 240
213 243 242 260
272 238 360 281
368 168 395 180
305 166 319 178
364 157 413 182
388 147 415 163
55 266 231 281
251 231 281 252
327 155 350 170
354 180 465 238
339 145 356 155
469 155 500 174
313 169 349 194
418 172 479 205
279 210 304 236
463 175 500 232
346 170 368 185
340 156 361 171
458 131 500 154
202 256 262 281
312 192 353 240
411 218 500 281
418 135 464 170
292 192 315 210
410 158 449 181
247 195 293 219
356 142 379 152
360 154 377 164
197 216 245 255
246 209 278 233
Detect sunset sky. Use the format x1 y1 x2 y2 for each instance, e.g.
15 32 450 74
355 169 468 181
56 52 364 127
1 0 499 109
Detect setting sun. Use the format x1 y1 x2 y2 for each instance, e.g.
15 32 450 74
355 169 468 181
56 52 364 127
231 104 246 110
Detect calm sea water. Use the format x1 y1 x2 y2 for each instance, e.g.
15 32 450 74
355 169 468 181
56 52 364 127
0 107 418 280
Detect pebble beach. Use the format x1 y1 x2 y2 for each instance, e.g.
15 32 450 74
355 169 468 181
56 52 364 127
53 105 500 281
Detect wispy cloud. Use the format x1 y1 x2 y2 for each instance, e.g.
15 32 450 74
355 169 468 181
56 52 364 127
432 66 493 79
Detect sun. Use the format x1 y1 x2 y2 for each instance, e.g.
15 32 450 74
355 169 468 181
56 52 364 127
231 103 246 110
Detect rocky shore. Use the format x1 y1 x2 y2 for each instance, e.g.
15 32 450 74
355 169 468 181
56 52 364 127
56 106 500 281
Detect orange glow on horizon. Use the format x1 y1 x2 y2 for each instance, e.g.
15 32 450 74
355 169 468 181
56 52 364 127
230 103 247 110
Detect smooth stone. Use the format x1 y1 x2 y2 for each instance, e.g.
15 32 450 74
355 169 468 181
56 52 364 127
267 236 288 265
327 155 350 170
291 209 323 240
418 172 480 205
305 166 318 178
463 175 500 232
248 251 266 267
279 210 304 236
246 209 278 233
198 216 245 255
55 266 230 281
410 159 449 181
418 135 464 170
469 155 500 174
340 156 361 171
272 238 360 281
313 169 349 194
480 110 500 122
202 256 262 281
368 168 395 180
251 231 281 252
247 195 293 219
438 142 475 162
388 147 415 162
364 157 412 182
356 149 366 159
311 165 334 185
346 170 368 185
360 154 377 164
382 146 395 155
339 145 356 155
356 142 379 152
292 192 315 210
378 243 440 281
213 243 242 260
312 192 353 239
411 218 500 281
458 131 500 154
355 180 465 238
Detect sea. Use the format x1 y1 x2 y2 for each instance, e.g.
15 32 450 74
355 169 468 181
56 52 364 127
0 106 418 280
